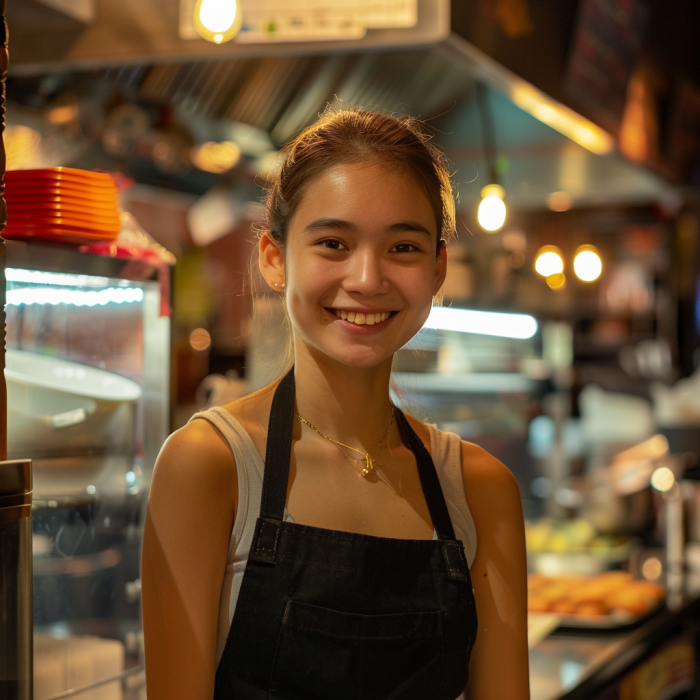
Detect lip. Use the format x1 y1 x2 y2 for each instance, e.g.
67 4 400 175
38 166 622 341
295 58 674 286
325 307 399 334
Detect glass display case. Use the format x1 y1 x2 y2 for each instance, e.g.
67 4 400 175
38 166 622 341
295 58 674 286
4 241 170 700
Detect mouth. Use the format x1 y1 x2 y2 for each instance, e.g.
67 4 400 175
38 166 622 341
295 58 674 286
326 308 399 327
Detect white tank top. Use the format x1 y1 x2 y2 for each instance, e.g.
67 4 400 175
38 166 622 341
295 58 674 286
190 406 478 665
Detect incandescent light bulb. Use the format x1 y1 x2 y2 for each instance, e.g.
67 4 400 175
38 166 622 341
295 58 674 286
193 0 242 43
573 245 602 282
534 245 564 277
477 184 506 232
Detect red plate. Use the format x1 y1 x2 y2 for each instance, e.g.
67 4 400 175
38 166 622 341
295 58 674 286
6 184 118 204
8 206 121 226
7 168 117 189
3 228 117 245
7 215 120 233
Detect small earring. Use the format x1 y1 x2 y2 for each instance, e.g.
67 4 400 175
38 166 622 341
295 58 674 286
281 282 286 289
273 282 279 288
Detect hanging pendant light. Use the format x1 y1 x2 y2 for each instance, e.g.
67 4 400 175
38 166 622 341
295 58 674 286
193 0 242 43
476 84 507 233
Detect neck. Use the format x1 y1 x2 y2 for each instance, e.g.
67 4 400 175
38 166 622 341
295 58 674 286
293 339 395 448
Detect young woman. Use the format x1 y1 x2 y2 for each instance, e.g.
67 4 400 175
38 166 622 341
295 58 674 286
142 109 529 700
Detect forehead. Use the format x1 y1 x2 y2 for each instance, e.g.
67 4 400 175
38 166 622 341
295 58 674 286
291 161 437 234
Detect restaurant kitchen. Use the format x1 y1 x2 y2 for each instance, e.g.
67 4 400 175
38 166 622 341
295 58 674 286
2 0 700 699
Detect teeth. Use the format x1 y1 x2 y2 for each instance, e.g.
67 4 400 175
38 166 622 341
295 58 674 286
335 310 392 325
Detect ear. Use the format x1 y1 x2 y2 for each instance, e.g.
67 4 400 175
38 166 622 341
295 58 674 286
434 240 447 293
258 233 285 289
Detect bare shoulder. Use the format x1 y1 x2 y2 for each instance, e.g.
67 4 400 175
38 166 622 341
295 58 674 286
151 418 236 499
459 440 524 543
460 441 520 498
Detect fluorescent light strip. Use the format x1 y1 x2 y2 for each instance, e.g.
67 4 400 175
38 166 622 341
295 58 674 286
6 268 118 288
423 306 538 339
6 287 144 307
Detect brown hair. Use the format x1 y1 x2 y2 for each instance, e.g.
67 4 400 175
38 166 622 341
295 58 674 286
262 107 456 252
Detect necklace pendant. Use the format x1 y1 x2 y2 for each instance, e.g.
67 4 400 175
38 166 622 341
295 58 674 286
360 454 373 478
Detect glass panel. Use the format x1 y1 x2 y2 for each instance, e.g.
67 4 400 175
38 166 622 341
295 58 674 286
5 267 157 699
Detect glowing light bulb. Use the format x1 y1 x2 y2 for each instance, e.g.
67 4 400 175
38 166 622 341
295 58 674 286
477 184 506 232
573 245 602 282
534 245 564 277
651 466 675 493
193 0 242 43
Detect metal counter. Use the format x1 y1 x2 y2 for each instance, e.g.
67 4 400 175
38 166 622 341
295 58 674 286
530 596 700 700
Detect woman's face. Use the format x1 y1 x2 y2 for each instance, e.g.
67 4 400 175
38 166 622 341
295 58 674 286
273 159 446 369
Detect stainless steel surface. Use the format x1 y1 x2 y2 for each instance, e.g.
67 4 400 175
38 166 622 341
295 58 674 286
530 633 627 700
0 459 33 700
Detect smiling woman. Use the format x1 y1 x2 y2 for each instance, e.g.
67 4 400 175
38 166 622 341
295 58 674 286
142 108 530 700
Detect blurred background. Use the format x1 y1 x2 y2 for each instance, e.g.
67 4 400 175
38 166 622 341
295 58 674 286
3 1 700 699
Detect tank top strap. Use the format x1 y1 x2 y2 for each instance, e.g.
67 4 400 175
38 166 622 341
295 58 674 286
188 407 265 557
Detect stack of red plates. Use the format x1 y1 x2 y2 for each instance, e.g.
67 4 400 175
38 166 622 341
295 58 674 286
4 168 121 245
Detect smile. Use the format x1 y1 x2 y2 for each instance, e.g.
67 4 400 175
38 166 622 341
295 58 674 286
328 309 398 326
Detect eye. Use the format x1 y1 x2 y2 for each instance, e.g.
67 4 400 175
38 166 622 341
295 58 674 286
319 239 347 251
392 243 419 253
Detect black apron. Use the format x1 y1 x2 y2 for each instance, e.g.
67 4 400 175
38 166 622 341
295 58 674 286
214 368 478 699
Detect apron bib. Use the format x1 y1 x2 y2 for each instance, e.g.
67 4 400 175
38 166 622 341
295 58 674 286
214 368 478 699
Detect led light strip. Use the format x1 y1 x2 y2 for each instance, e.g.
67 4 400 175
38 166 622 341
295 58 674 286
423 306 538 339
6 287 144 307
6 268 117 288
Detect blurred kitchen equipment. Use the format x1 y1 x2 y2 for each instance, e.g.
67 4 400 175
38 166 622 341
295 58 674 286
195 371 247 408
579 385 655 471
651 369 700 467
0 458 32 700
575 435 675 535
6 350 141 461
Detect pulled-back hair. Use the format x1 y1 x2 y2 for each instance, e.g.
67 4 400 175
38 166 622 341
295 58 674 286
263 107 456 252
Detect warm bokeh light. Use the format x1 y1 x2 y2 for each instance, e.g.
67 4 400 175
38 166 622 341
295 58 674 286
477 184 506 232
547 191 572 212
642 557 663 581
191 140 241 173
651 466 675 493
534 245 564 277
510 84 614 155
573 245 603 282
190 328 212 352
5 125 41 170
546 273 566 290
193 0 242 43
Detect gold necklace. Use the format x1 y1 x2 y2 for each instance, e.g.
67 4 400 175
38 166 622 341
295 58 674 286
298 407 395 477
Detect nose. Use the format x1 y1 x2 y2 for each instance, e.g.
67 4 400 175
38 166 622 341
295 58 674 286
343 246 390 296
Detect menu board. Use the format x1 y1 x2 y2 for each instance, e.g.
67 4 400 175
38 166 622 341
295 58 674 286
180 0 418 43
564 0 648 124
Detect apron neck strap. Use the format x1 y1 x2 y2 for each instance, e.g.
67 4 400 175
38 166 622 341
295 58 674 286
260 366 296 522
260 366 457 542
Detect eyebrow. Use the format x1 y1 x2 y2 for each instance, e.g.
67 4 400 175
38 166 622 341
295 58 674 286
303 218 434 238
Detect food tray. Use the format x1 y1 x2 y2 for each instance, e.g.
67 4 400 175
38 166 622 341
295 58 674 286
553 601 664 630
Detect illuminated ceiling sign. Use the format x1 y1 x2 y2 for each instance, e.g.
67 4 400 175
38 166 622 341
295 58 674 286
180 0 418 43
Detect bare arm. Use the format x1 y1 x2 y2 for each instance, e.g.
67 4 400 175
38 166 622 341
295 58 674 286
142 420 237 700
462 442 530 699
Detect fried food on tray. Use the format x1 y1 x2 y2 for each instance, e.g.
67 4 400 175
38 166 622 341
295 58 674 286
527 571 664 618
